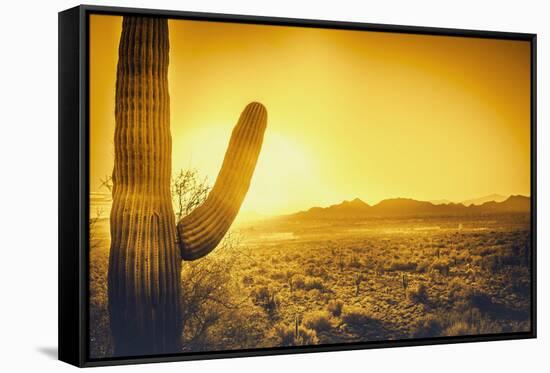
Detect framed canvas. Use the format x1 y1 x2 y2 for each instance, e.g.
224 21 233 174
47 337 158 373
58 5 537 367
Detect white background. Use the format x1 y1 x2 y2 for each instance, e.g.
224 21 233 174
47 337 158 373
0 0 547 371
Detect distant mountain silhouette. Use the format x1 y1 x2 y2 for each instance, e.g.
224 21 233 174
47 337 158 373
287 195 529 220
461 194 508 206
475 195 530 213
300 198 370 219
430 199 452 205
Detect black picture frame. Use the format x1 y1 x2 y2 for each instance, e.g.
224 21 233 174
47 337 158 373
58 4 537 367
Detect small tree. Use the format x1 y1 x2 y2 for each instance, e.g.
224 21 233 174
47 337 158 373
89 175 112 250
172 169 262 351
171 169 210 220
180 232 251 351
99 175 113 192
89 208 103 250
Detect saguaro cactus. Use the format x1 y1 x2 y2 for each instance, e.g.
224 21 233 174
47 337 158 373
108 16 267 356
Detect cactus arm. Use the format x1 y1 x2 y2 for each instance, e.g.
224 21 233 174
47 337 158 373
177 102 267 260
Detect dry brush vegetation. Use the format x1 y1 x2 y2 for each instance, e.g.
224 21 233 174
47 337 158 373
90 173 531 357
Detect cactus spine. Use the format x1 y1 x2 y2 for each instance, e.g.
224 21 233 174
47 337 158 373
108 16 267 356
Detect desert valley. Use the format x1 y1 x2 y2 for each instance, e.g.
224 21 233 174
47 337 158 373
89 193 531 356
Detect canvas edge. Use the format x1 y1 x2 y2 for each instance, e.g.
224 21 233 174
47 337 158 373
58 5 86 368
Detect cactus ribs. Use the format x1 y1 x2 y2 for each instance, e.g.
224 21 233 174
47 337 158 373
108 16 267 355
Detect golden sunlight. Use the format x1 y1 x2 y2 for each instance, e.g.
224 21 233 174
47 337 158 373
86 14 533 359
89 15 531 216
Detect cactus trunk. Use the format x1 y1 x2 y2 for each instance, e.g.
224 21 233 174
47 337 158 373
108 17 181 356
107 16 267 356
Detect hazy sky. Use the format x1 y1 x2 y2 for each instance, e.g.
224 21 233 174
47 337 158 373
90 15 531 216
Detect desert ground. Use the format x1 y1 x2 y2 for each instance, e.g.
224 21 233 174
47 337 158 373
89 210 531 358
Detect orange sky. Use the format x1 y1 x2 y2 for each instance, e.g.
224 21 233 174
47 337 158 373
89 14 531 216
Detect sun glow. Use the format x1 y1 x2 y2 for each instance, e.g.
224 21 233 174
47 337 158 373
242 130 318 216
173 119 318 217
90 15 531 217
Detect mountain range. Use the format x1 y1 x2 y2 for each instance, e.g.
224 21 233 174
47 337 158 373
287 195 530 220
430 193 508 206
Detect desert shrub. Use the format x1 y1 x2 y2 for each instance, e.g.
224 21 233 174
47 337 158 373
465 268 476 281
271 323 295 346
457 250 470 264
281 254 292 262
89 243 113 358
251 285 279 317
431 259 450 275
180 234 266 352
349 256 362 268
317 267 330 281
327 300 344 317
443 308 502 336
304 264 317 276
270 271 285 281
292 275 306 290
511 274 530 296
408 283 428 303
465 289 495 311
442 321 475 336
470 255 483 267
242 274 254 286
305 264 329 279
303 276 327 291
296 326 320 345
411 314 443 338
411 308 502 339
416 260 430 273
271 323 319 346
448 282 478 310
308 288 325 301
284 270 295 291
284 269 295 280
494 237 508 245
447 277 464 298
478 246 498 256
481 255 501 273
253 276 269 288
375 263 386 275
342 306 375 329
389 259 417 272
499 246 522 266
302 310 333 332
362 259 376 271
